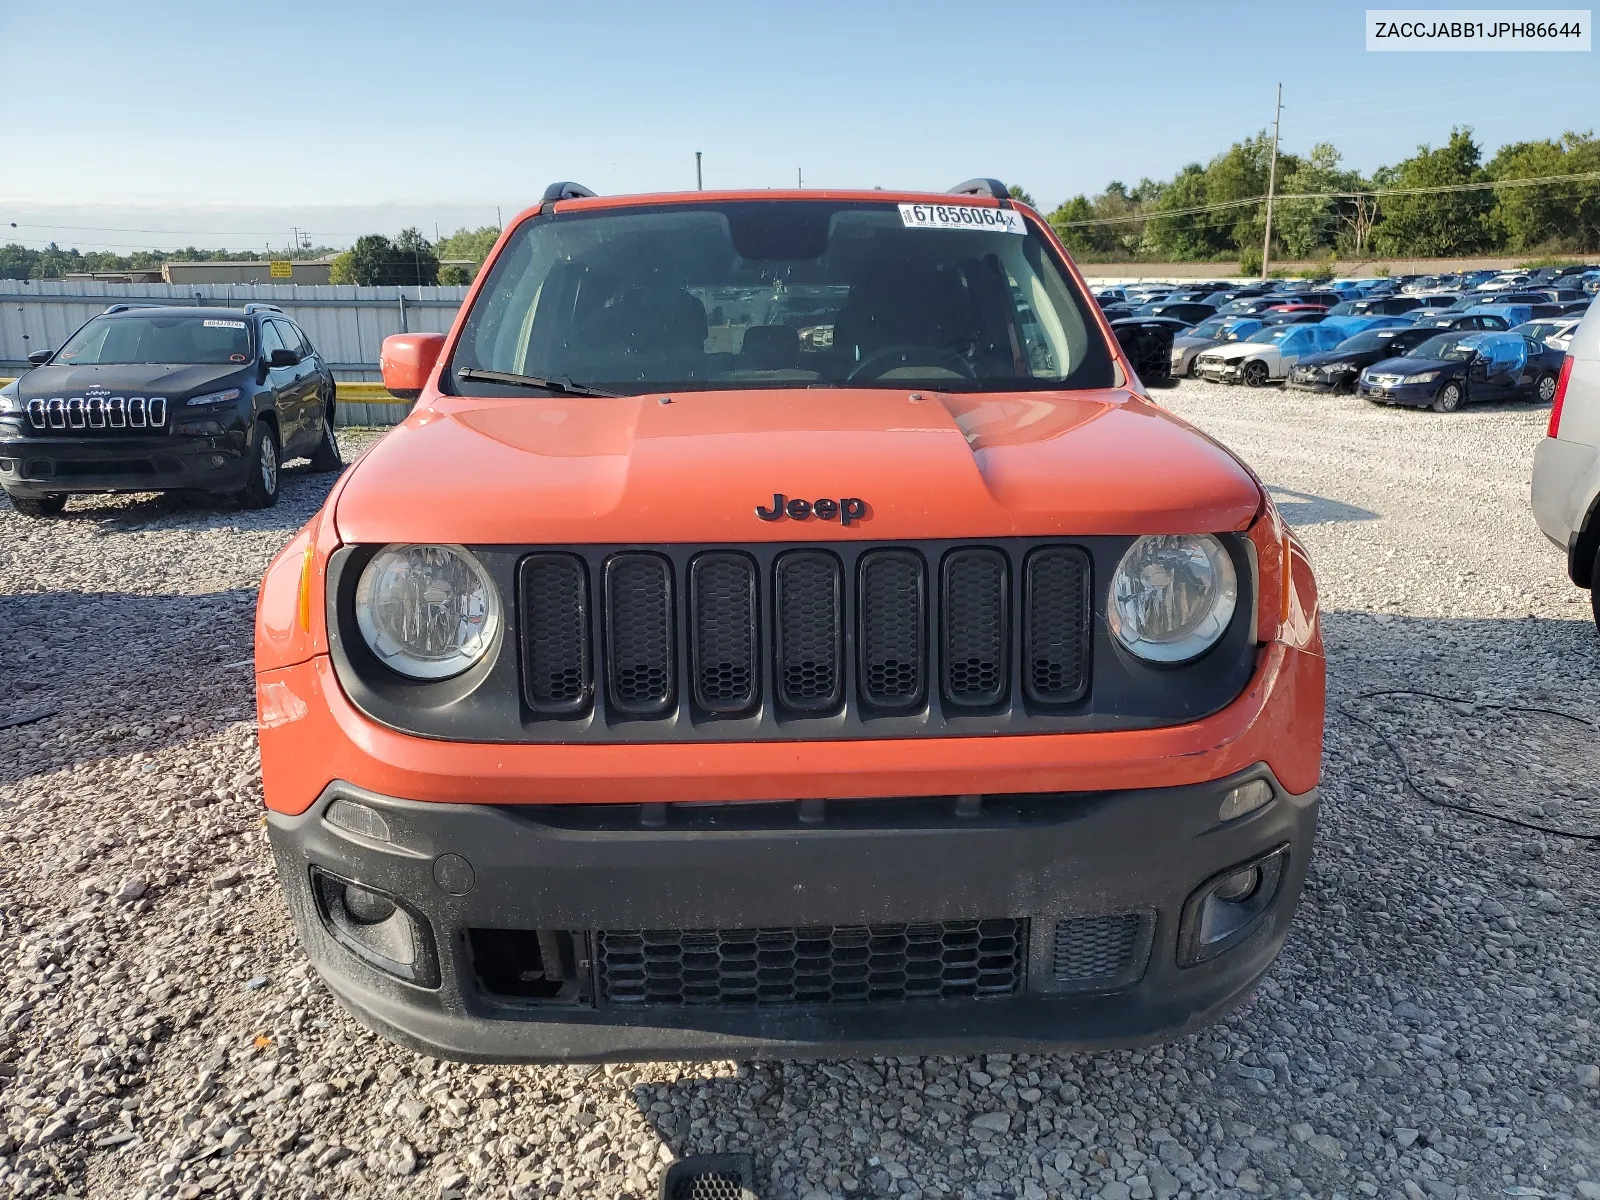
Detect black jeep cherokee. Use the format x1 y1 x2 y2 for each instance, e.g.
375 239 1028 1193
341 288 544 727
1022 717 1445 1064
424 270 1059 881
0 303 340 516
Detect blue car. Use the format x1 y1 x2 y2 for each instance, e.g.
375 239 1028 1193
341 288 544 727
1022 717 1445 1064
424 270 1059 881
1411 311 1512 333
1460 304 1534 328
1357 331 1567 413
1318 314 1414 339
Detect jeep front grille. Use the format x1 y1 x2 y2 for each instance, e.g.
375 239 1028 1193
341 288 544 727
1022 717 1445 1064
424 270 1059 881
596 919 1027 1007
26 395 167 433
513 541 1092 729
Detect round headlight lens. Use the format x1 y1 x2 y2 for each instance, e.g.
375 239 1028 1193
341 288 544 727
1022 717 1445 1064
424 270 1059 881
1108 535 1238 664
354 544 500 680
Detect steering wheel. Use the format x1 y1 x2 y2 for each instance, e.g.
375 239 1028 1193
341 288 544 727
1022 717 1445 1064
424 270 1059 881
845 345 977 383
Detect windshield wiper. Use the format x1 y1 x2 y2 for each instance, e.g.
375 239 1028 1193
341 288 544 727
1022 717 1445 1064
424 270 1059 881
456 367 623 398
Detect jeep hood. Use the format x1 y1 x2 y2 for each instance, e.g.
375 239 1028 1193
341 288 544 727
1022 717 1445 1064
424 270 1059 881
16 362 248 401
333 389 1263 544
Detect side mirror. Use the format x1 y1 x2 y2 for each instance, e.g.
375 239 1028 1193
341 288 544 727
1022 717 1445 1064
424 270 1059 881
27 349 52 366
380 332 446 401
267 348 300 368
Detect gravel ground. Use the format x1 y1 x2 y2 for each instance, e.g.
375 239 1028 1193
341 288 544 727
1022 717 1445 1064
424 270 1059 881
2 387 1598 1200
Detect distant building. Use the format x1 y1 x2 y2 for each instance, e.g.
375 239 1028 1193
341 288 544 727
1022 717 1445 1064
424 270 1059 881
63 269 165 284
160 258 335 285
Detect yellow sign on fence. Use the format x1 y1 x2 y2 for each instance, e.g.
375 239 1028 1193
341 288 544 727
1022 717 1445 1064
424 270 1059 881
269 260 293 279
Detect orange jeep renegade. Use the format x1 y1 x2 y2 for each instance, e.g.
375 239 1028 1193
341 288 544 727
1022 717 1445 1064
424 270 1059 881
255 180 1324 1063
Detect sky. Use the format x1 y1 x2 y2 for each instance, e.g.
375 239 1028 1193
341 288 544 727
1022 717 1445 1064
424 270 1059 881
2 0 1596 253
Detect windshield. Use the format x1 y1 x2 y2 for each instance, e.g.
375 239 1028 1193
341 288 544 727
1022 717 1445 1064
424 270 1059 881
1186 318 1228 339
1406 334 1475 361
54 314 253 366
448 200 1114 394
1334 331 1404 353
1244 326 1295 345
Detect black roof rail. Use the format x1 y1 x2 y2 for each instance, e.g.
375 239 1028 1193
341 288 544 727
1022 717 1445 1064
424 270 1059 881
947 178 1010 200
244 303 284 315
539 181 598 213
103 302 164 315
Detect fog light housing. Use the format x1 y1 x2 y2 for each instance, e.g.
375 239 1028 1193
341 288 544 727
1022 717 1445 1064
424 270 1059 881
310 868 439 987
1178 845 1289 966
1218 778 1274 823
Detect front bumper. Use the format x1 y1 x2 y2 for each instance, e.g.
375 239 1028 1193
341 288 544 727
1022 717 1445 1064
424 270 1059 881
268 767 1318 1062
1194 360 1241 383
1356 379 1439 408
1285 370 1351 394
0 428 249 496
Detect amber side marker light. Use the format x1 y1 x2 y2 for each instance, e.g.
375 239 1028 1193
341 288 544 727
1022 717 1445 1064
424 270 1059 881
297 542 315 632
1547 355 1575 439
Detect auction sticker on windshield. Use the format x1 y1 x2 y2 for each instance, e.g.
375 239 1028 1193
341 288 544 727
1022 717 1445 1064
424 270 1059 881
203 319 247 329
899 203 1026 234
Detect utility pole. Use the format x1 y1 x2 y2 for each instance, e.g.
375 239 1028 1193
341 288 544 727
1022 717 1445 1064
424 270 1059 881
696 151 703 190
1260 82 1282 281
798 167 803 188
290 226 300 256
496 206 502 230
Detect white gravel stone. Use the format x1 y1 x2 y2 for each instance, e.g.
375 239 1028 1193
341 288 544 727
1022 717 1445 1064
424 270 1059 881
2 395 1597 1200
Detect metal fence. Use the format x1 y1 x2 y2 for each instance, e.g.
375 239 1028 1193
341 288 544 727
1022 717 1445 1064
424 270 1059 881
0 281 468 381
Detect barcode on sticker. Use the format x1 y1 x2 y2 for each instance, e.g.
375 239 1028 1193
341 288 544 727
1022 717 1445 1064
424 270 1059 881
899 203 1026 234
203 319 246 329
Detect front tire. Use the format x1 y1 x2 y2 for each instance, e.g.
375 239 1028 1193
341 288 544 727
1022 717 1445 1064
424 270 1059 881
1431 382 1463 413
239 420 281 509
1535 372 1558 404
1241 360 1269 388
6 491 67 517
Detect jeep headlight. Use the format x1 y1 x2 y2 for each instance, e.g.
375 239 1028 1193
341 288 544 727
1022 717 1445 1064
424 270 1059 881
1108 535 1238 664
186 387 242 407
1404 371 1440 384
0 390 20 415
354 544 500 680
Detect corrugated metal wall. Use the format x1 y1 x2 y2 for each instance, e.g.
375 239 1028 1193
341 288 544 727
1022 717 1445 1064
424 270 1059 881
0 281 468 380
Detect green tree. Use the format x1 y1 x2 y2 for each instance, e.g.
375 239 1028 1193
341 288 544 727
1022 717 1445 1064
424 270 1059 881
346 230 439 286
1275 143 1364 259
1142 164 1216 258
1046 195 1095 253
0 244 41 279
1489 131 1600 252
346 235 397 285
393 228 440 286
435 225 500 265
1371 128 1498 256
328 251 356 284
1007 184 1038 208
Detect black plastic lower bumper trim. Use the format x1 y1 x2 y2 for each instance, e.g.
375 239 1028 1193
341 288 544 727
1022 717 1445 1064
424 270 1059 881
267 765 1318 1063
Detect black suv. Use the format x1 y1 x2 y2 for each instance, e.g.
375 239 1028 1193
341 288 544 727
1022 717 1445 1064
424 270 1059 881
0 303 339 516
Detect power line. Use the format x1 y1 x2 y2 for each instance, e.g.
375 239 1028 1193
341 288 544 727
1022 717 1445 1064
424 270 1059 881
1052 169 1600 228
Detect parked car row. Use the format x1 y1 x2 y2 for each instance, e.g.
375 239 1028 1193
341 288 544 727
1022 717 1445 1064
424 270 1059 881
1094 268 1595 412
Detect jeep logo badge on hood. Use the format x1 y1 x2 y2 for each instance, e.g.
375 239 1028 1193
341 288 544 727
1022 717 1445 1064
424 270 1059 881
755 494 868 526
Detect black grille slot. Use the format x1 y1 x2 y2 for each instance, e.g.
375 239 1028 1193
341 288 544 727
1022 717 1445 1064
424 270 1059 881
597 919 1026 1007
1047 913 1150 992
858 550 925 709
774 551 843 713
690 553 758 714
1024 547 1091 704
603 553 674 715
519 553 592 715
941 548 1009 707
